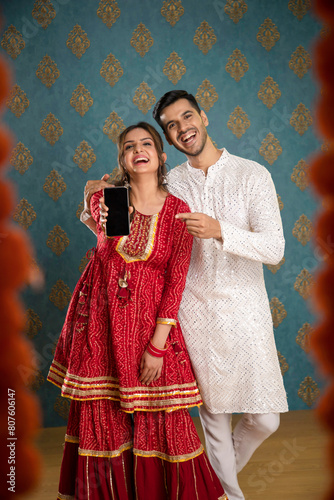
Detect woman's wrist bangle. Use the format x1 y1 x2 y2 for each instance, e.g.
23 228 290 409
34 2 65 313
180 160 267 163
146 339 168 358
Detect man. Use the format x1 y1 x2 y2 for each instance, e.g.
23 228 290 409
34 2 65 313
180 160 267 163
81 90 288 500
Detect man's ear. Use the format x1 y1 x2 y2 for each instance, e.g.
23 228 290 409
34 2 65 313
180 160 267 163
200 110 209 127
164 131 173 145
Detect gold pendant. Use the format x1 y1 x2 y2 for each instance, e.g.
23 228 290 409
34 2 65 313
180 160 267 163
118 278 128 288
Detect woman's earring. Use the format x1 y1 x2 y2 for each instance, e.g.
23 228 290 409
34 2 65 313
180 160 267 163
162 175 168 186
123 172 130 188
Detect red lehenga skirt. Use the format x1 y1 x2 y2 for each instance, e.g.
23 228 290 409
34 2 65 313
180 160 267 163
47 204 227 499
55 399 227 500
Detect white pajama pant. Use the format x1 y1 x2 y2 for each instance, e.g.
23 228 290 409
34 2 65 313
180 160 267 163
199 406 280 500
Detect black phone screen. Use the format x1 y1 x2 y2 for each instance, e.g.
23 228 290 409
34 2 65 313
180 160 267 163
104 187 130 237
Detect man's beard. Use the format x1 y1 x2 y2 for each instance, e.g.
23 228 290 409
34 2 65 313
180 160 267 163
173 127 208 157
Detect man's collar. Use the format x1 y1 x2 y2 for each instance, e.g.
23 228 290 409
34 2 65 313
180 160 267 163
186 149 229 177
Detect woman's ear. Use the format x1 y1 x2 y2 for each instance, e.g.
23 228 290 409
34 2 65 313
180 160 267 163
162 152 167 163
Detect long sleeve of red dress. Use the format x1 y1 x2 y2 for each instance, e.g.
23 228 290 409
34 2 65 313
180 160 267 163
156 204 193 326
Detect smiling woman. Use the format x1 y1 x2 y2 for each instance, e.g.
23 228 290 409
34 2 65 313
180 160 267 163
47 122 227 499
117 122 168 213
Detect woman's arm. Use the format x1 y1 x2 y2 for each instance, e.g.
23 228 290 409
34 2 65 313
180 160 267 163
140 200 193 385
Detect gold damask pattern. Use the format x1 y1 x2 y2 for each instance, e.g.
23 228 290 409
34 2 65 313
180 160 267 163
49 279 72 310
257 18 280 51
270 297 287 329
163 51 186 85
266 256 285 274
296 322 313 353
103 111 126 143
97 0 120 28
70 84 93 116
79 255 90 273
67 25 90 59
227 106 250 139
290 103 313 135
258 76 281 109
161 0 184 26
298 376 320 407
278 352 289 376
10 142 33 175
291 159 309 191
6 84 29 117
100 53 123 87
1 25 25 59
28 370 45 393
76 201 84 219
36 54 60 88
47 225 70 256
320 25 330 39
133 82 156 114
321 139 333 152
292 214 313 246
225 48 249 81
208 137 218 149
13 199 37 229
289 46 312 78
54 395 70 420
43 170 67 201
130 23 154 57
277 194 283 211
73 140 96 172
294 269 314 300
195 80 218 112
288 0 311 20
224 0 248 23
25 309 42 339
32 0 56 30
40 113 63 145
193 21 217 55
259 133 282 165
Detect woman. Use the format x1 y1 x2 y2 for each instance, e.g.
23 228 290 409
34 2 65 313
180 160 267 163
48 122 227 500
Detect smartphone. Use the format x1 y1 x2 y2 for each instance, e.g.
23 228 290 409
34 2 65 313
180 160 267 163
103 186 130 237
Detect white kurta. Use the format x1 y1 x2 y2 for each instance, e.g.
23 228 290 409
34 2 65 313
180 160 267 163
167 149 288 414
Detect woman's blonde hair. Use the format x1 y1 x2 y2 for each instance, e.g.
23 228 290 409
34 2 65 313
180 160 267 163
114 122 168 192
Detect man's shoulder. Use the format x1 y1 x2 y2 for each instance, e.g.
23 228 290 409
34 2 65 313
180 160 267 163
227 152 270 179
167 162 188 182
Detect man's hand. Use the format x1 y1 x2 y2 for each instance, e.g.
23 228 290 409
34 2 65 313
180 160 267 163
84 174 111 212
175 212 222 240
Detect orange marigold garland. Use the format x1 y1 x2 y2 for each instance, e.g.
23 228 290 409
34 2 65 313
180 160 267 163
310 0 334 498
0 46 41 500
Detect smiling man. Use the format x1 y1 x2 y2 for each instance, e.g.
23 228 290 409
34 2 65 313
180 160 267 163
81 90 288 500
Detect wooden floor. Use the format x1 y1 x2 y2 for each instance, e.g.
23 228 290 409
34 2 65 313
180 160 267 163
21 410 329 500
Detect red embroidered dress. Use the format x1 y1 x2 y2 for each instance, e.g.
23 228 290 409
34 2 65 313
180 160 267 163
48 192 227 500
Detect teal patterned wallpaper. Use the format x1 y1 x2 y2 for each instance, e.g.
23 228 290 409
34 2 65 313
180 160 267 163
0 0 325 427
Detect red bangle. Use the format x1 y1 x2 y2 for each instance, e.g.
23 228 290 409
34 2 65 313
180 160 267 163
146 340 168 358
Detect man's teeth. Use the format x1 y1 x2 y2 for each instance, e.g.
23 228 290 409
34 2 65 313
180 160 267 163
182 132 195 142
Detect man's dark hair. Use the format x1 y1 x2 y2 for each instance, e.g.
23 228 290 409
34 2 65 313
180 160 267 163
153 90 201 130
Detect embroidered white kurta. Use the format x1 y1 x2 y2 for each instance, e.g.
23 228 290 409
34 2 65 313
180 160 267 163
167 149 288 414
